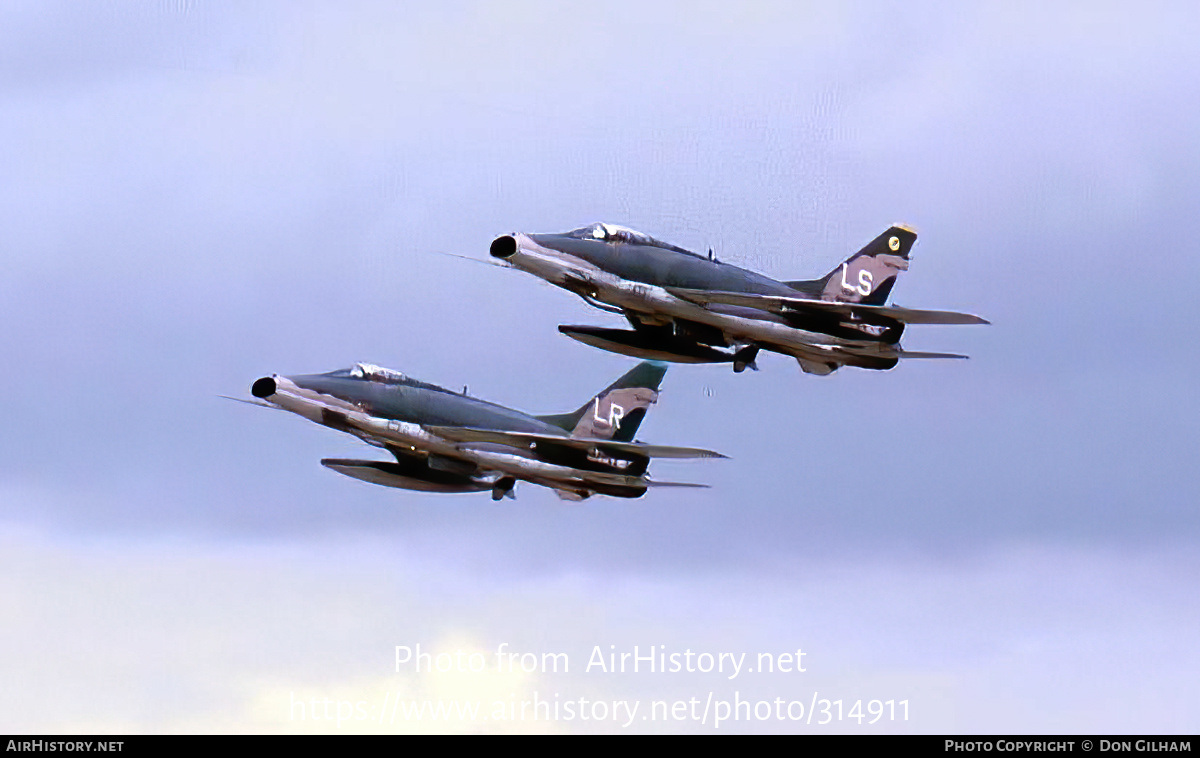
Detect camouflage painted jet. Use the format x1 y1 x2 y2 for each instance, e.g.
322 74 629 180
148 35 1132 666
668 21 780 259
489 223 988 375
243 361 722 501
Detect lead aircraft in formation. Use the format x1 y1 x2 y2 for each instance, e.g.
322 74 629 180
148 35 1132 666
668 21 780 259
489 223 988 375
243 361 723 500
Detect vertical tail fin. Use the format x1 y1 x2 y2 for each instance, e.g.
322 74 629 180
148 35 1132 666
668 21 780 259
788 225 916 305
536 361 667 442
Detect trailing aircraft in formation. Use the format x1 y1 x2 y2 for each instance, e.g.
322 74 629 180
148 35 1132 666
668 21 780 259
242 361 722 501
489 223 988 375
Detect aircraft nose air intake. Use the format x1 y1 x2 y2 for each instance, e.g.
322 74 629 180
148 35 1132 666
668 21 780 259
490 235 517 259
251 376 277 399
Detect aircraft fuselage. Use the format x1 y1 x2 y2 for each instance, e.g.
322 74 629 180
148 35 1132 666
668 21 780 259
492 230 901 371
250 365 665 499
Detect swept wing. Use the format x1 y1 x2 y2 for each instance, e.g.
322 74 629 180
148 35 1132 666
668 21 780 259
667 287 989 325
423 425 727 460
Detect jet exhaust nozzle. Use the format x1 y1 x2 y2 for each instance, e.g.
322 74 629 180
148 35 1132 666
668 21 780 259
251 376 277 399
490 235 518 259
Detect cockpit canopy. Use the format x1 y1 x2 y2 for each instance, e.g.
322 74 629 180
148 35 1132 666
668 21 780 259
563 223 699 257
323 363 455 394
327 363 409 384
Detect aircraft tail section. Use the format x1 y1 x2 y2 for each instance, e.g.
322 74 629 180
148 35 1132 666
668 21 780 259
536 361 667 442
787 225 916 306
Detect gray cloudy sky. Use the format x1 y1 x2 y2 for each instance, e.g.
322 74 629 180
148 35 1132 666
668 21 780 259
1 1 1197 734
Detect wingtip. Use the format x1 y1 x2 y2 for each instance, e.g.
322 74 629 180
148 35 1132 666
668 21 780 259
898 350 970 360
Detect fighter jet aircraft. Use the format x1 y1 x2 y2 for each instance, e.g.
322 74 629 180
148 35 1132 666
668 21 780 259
242 360 722 501
489 223 988 375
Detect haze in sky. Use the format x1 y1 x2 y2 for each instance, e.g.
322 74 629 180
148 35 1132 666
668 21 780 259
1 1 1196 733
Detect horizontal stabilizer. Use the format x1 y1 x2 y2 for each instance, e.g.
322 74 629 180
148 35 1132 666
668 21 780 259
644 480 710 489
899 350 969 360
667 287 989 325
850 304 989 325
424 426 727 460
